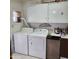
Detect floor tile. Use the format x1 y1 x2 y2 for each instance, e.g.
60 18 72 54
12 53 67 59
12 53 40 59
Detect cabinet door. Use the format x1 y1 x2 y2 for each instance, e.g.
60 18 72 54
47 39 60 59
48 2 68 23
14 33 28 55
27 4 48 23
29 36 46 59
60 39 68 58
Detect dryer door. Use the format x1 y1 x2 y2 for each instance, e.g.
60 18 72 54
14 33 28 55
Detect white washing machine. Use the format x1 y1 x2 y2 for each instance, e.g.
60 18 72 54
14 28 33 55
28 29 48 59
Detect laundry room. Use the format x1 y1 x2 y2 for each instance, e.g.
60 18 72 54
10 0 68 59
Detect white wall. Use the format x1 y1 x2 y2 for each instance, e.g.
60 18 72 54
29 23 68 33
10 0 23 24
10 0 24 52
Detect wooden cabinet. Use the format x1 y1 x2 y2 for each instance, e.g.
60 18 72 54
47 36 60 59
47 35 68 59
60 38 68 58
42 0 67 3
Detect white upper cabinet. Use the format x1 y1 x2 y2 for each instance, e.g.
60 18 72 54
48 2 68 23
27 1 68 23
27 4 48 23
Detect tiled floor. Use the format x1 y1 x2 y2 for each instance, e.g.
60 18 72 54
12 53 67 59
12 53 40 59
60 57 68 59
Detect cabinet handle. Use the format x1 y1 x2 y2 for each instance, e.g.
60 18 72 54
61 12 64 15
31 42 32 45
